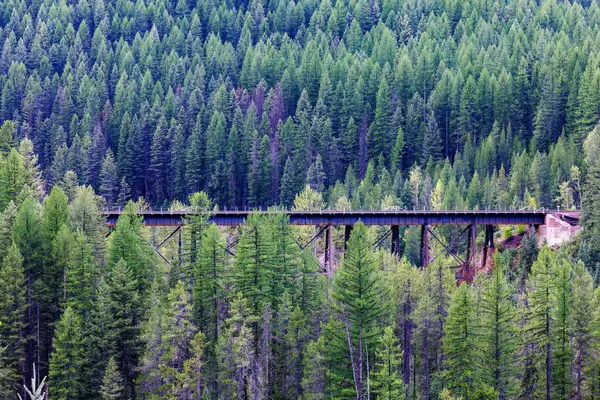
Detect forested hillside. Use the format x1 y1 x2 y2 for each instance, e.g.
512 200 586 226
2 0 600 397
0 151 598 400
0 0 599 211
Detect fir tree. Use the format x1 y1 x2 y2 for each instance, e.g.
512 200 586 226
443 284 478 399
552 252 572 399
332 221 387 400
99 357 125 400
373 326 406 399
523 246 555 400
570 261 596 400
48 306 85 399
0 243 27 393
477 252 519 398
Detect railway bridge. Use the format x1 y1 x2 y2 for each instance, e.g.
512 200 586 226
105 209 580 283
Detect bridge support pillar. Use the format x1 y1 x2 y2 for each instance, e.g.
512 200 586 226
470 224 477 270
325 225 334 280
391 225 400 256
420 225 429 267
344 225 353 250
481 225 495 273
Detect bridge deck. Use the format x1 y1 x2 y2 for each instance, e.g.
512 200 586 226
105 209 577 227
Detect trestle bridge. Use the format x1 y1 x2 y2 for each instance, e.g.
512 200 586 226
105 209 580 283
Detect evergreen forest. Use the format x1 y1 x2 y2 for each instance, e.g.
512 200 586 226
1 0 600 397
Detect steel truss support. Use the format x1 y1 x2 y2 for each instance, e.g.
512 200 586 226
372 228 393 249
481 225 495 273
301 226 328 251
420 225 430 268
324 225 334 280
391 225 400 256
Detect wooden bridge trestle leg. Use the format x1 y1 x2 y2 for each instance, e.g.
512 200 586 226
420 224 429 268
391 225 400 256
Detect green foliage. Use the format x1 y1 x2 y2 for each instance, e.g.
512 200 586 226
443 284 478 399
48 307 85 399
373 326 406 399
477 252 519 397
0 243 26 393
100 357 125 400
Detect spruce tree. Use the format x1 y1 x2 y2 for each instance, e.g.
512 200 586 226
373 326 406 399
477 252 519 398
105 259 143 398
99 150 118 207
523 246 555 400
331 221 386 399
552 252 572 399
99 357 125 400
0 243 26 393
443 284 478 399
233 213 276 316
48 306 85 399
571 261 596 400
216 293 258 399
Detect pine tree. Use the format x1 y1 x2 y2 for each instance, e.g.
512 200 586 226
422 109 443 164
105 259 143 398
301 338 326 399
180 332 206 400
48 306 85 399
165 281 198 398
373 326 406 399
443 283 478 399
194 224 225 354
477 252 519 398
552 252 572 400
331 221 387 400
65 232 95 317
523 246 555 400
0 243 27 393
570 261 596 400
233 213 276 316
100 150 118 207
216 293 258 399
107 201 156 294
99 357 125 400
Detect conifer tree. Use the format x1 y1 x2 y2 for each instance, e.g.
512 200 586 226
443 283 478 399
523 246 555 400
301 338 326 399
0 243 26 393
107 201 155 294
105 259 142 398
477 252 519 398
233 213 276 315
99 357 125 400
571 261 596 400
332 221 386 399
216 293 258 399
48 306 85 399
99 150 118 207
373 326 406 399
552 252 572 399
